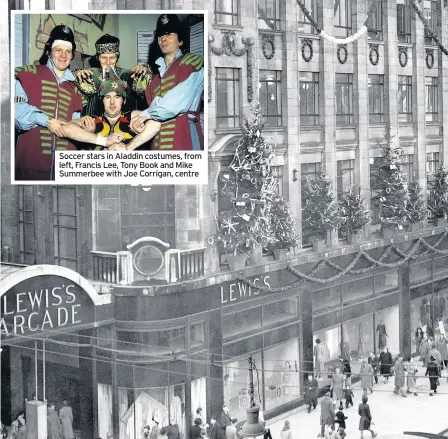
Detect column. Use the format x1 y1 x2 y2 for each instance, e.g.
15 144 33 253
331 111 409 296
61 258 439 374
440 2 448 163
353 0 371 220
284 0 301 246
413 0 427 204
399 262 411 359
207 309 223 419
79 329 95 439
300 288 313 388
320 1 337 246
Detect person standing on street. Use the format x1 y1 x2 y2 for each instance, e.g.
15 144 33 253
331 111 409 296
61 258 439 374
165 418 181 439
59 401 74 439
436 335 448 370
331 367 345 410
419 333 430 366
358 396 377 438
404 355 418 396
379 347 393 383
427 343 442 377
304 374 319 413
393 354 408 397
47 403 62 439
360 360 374 396
190 418 203 439
426 355 441 396
368 352 379 385
344 385 354 409
319 392 335 438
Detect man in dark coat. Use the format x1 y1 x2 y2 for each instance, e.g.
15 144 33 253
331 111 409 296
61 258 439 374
209 417 219 439
319 392 335 438
165 418 181 439
304 374 319 413
426 355 441 396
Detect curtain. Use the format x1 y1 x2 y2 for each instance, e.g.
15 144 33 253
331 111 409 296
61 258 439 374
190 378 207 425
98 383 113 439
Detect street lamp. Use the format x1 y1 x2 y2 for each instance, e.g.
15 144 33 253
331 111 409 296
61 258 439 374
237 357 266 438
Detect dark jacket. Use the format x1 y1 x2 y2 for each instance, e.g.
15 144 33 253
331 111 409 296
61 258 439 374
335 410 347 429
165 424 181 439
379 351 393 375
425 360 441 379
358 403 372 431
190 425 202 439
304 378 319 405
210 423 219 439
344 388 354 402
368 355 379 372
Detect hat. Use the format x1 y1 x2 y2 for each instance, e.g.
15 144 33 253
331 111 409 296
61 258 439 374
95 34 120 54
155 14 184 39
144 425 150 429
99 78 127 98
46 25 76 54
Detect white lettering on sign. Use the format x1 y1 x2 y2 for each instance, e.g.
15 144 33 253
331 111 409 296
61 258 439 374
221 276 271 304
0 284 84 336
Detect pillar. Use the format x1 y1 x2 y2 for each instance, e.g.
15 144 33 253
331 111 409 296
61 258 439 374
207 309 223 419
300 288 314 388
79 329 95 439
399 262 411 358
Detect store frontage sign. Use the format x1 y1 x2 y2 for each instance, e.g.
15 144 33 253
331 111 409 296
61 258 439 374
1 274 95 337
220 275 271 305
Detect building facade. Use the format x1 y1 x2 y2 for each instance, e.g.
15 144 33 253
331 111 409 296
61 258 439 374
2 0 448 438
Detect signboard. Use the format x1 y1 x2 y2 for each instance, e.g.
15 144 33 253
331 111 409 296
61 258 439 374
220 275 271 305
1 274 95 338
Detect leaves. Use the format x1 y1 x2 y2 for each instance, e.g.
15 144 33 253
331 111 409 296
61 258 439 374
338 186 371 236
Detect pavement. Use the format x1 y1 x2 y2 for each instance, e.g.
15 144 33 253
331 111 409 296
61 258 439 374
265 362 448 438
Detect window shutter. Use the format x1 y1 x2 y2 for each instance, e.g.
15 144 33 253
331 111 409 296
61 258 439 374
137 31 154 65
397 4 405 34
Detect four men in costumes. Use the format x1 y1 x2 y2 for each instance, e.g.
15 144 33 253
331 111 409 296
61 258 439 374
14 25 83 180
75 34 151 116
130 14 204 151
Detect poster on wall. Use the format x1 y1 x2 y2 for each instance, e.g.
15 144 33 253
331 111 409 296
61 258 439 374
12 10 208 185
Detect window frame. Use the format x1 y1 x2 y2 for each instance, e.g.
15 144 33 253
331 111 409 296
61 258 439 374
367 0 383 40
397 0 412 43
425 76 438 123
398 75 413 123
299 72 320 126
333 0 352 36
301 162 322 246
424 0 438 45
258 0 281 30
335 73 354 126
298 0 319 34
368 74 385 124
215 0 239 26
216 67 241 129
259 70 282 126
337 159 355 200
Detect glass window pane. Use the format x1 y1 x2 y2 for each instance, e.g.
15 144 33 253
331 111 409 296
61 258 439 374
263 298 297 326
222 307 262 338
313 286 342 315
375 270 399 295
343 277 374 306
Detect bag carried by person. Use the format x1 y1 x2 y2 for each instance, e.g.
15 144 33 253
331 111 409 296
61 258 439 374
370 422 378 436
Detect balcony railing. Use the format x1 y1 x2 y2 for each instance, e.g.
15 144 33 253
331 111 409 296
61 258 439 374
91 247 206 285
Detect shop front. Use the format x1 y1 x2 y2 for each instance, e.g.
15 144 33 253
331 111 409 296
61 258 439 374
0 264 113 439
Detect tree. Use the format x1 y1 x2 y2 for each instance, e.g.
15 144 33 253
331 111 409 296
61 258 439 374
427 165 448 219
372 128 409 230
302 170 340 240
338 186 371 237
406 182 426 225
210 104 280 254
270 196 299 250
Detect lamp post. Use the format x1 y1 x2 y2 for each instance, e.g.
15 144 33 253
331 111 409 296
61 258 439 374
237 357 266 438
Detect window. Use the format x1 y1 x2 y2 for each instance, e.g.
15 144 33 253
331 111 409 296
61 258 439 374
215 0 239 26
301 162 321 246
337 160 355 200
397 0 412 43
262 298 297 327
298 0 318 34
366 0 383 40
335 73 354 125
259 70 282 126
190 322 206 348
53 186 78 271
300 72 319 126
273 166 284 196
427 152 439 181
216 68 241 129
222 307 262 338
425 77 438 123
398 76 413 123
402 154 414 183
334 0 352 36
258 0 280 30
368 75 385 124
19 186 35 264
424 0 438 45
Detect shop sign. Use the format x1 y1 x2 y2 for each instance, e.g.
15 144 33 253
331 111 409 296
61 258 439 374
1 275 95 338
220 275 271 305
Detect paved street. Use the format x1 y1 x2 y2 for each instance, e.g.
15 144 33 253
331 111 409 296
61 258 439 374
266 364 448 438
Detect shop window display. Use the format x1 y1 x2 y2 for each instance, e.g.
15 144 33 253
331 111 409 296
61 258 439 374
263 340 301 410
222 307 262 339
343 314 374 373
313 325 341 363
410 260 432 284
343 277 374 306
374 270 399 296
98 383 113 439
410 294 432 352
434 256 448 280
313 286 342 316
223 352 262 423
191 378 207 426
374 306 399 355
262 298 297 327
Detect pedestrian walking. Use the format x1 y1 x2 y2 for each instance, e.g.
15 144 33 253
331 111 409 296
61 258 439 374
335 409 347 429
358 395 378 438
304 374 319 413
331 367 345 410
393 354 408 397
415 327 424 355
419 334 430 365
47 403 62 439
280 420 292 439
404 355 418 396
319 392 335 438
334 422 346 439
344 385 354 409
190 418 203 439
367 353 379 384
339 357 352 387
314 339 326 379
59 401 74 439
426 355 441 396
379 347 393 383
360 360 374 395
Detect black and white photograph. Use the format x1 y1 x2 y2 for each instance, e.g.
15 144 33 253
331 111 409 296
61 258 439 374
2 0 448 438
